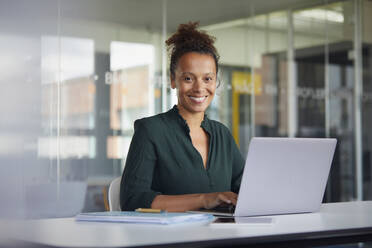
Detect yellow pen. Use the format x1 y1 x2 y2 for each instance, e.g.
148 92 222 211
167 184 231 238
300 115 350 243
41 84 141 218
135 208 164 213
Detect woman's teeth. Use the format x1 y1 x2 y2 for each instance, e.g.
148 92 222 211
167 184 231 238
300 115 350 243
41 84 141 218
189 96 206 103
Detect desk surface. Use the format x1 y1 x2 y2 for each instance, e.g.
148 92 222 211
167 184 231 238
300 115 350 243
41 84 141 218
8 201 372 248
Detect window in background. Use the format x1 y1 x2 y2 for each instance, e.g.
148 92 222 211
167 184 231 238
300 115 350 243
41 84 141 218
107 41 155 162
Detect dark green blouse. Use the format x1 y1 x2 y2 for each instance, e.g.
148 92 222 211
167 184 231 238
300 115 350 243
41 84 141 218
120 105 245 211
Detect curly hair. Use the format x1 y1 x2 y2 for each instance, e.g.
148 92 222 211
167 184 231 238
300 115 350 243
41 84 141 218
166 22 220 80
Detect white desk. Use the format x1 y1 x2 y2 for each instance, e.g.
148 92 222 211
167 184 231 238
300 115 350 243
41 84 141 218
7 201 372 247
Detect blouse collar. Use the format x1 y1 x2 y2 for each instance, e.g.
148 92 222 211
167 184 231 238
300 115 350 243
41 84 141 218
169 105 210 134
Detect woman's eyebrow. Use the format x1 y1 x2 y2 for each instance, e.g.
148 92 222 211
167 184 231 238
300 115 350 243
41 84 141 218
204 72 216 76
179 72 215 76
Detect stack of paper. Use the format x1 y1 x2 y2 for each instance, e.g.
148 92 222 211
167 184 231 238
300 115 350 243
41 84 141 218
75 211 215 225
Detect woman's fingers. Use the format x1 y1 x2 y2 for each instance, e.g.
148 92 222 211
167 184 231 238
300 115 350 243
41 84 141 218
202 192 238 209
218 193 232 204
221 192 237 205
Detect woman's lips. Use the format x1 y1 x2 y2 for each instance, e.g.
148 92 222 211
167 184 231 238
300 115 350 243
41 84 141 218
189 96 207 104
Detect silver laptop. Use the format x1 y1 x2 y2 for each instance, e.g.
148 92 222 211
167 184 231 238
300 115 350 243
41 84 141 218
196 137 337 217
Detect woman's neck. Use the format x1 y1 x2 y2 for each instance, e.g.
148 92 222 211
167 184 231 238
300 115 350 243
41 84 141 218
177 104 204 130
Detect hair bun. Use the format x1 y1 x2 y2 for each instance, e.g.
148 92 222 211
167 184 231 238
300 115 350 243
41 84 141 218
166 22 216 53
166 21 219 78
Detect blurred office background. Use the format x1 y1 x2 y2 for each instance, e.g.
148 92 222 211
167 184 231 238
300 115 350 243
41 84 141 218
0 0 371 218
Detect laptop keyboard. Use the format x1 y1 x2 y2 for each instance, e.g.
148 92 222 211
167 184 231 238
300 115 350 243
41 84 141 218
210 204 235 214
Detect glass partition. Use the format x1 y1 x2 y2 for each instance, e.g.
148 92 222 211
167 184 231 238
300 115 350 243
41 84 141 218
293 2 357 202
0 0 370 219
57 1 164 213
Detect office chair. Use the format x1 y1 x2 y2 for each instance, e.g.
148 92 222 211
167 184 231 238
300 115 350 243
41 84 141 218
108 177 122 211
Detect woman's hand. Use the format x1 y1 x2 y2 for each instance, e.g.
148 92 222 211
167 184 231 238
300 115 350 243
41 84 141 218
201 192 238 209
151 192 238 212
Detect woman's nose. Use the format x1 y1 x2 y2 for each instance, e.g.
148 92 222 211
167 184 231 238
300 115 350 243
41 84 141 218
193 79 203 91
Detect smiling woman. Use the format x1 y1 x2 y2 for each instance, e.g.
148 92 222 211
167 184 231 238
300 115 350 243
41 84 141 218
120 22 245 212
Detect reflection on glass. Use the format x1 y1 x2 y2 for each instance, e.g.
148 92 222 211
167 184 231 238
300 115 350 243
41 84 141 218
38 136 95 159
41 36 94 83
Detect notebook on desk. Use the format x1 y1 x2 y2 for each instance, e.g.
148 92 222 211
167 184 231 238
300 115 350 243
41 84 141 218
76 211 215 225
192 137 337 217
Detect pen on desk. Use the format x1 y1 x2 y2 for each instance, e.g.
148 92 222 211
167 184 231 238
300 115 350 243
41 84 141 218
135 208 164 213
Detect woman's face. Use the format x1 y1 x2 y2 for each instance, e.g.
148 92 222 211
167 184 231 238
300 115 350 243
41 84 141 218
171 52 217 115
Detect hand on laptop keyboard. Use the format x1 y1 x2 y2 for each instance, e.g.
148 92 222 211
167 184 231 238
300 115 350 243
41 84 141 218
211 203 236 214
202 192 237 209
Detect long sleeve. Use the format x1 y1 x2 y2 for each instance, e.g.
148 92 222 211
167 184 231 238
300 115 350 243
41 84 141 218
120 120 161 211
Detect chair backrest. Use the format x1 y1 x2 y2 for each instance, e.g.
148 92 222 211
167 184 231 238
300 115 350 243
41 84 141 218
108 177 122 211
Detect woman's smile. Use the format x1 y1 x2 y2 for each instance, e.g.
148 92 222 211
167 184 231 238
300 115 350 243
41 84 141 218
188 95 208 104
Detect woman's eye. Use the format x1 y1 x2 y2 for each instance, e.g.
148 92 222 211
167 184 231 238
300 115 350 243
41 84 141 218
205 77 213 82
184 77 191 81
